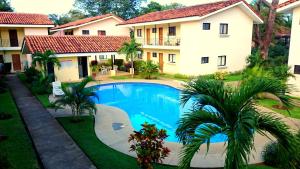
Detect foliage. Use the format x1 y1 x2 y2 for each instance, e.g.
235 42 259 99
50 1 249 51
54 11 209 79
114 59 124 69
0 0 13 12
139 60 159 79
90 60 99 73
247 51 264 68
54 77 98 122
31 72 53 94
133 60 144 75
268 41 289 58
262 138 300 168
74 0 145 19
140 1 184 15
118 38 142 73
176 77 298 169
270 65 294 82
129 123 170 169
24 67 40 83
49 9 87 25
214 71 228 80
32 50 61 75
242 65 271 81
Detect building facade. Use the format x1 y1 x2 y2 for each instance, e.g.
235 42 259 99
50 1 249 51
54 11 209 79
50 14 130 36
119 0 263 76
0 12 54 72
277 0 300 96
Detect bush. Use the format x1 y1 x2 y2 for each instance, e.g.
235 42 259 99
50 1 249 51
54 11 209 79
263 140 300 169
31 72 53 94
114 59 124 69
139 60 159 79
24 67 40 83
133 60 144 75
247 51 264 68
214 71 228 80
128 123 170 169
270 65 294 82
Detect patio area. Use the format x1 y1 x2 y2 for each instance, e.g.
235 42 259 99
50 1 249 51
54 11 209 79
93 71 131 81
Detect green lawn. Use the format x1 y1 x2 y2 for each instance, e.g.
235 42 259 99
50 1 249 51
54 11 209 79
257 99 300 119
57 116 273 169
224 73 243 82
0 91 40 169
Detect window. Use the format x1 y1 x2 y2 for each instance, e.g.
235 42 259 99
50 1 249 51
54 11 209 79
152 52 157 58
137 52 143 59
82 30 90 35
99 55 108 60
137 29 142 37
220 23 228 35
98 30 106 36
218 55 226 66
294 65 300 74
203 23 210 30
65 30 73 35
168 26 176 36
168 54 176 63
152 28 157 33
201 57 209 64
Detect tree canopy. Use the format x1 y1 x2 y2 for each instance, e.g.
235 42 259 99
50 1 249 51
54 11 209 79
140 1 184 15
49 10 87 25
0 0 13 12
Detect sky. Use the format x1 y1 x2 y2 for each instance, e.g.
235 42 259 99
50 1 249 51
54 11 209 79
10 0 285 15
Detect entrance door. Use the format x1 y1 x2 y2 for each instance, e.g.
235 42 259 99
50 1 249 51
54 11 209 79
9 30 19 47
12 54 21 71
146 28 151 45
78 57 88 78
159 53 163 72
147 52 151 61
159 28 163 46
47 62 55 82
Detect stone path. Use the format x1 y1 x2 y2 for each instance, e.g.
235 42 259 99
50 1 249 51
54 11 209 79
6 75 96 169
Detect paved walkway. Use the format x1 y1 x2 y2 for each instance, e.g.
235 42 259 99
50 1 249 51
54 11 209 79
6 75 96 169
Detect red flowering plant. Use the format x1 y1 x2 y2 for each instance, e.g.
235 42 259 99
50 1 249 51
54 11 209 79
128 123 170 169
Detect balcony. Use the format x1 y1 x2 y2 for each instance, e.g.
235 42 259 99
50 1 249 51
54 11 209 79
136 37 181 50
0 39 22 50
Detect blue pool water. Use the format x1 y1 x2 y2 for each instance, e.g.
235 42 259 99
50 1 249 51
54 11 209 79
92 82 227 143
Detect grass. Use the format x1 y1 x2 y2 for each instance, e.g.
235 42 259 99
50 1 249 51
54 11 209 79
57 116 274 169
257 99 300 119
159 73 191 81
0 91 40 169
224 73 243 82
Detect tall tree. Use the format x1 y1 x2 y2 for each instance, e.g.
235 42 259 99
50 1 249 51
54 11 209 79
140 1 184 15
252 0 281 60
176 77 299 169
163 2 184 10
0 0 13 12
74 0 145 19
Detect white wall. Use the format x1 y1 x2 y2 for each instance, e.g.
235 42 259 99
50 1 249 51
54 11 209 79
24 27 49 35
73 17 130 36
288 7 300 96
179 6 253 76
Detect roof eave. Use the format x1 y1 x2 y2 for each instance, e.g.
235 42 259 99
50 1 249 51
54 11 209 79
0 24 54 28
277 1 300 13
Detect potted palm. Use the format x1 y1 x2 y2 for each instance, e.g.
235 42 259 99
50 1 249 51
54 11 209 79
90 60 98 79
54 77 98 122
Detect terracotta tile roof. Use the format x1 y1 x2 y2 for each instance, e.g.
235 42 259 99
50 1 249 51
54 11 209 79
120 0 261 25
51 14 124 31
23 35 130 54
277 0 299 9
0 12 53 25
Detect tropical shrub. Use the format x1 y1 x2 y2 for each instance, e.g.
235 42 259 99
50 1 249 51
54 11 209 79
24 67 40 83
214 71 228 80
129 123 170 169
246 51 264 68
139 61 159 79
31 72 53 94
133 60 144 75
176 77 298 169
32 50 61 75
270 65 294 82
54 77 98 122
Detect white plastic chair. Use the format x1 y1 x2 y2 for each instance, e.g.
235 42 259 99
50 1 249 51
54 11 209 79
52 81 64 97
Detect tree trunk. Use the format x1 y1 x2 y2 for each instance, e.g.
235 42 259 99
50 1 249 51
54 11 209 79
43 62 48 76
261 0 279 60
131 54 134 77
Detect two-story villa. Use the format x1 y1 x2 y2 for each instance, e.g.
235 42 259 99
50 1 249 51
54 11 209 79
50 14 130 36
119 0 263 75
277 0 300 96
0 12 54 72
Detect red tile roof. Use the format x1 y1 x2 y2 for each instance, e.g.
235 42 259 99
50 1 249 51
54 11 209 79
0 12 53 25
120 0 261 25
277 0 299 9
23 36 130 54
51 14 124 31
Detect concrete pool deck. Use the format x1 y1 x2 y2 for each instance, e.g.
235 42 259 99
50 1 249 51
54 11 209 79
94 104 270 168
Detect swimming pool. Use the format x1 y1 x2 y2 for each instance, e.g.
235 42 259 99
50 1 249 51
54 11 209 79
92 82 226 143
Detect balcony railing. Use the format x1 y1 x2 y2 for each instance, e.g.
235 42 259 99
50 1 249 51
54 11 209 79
0 39 22 48
136 37 181 47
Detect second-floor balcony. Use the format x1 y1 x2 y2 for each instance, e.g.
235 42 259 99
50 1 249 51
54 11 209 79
0 39 22 50
136 37 181 50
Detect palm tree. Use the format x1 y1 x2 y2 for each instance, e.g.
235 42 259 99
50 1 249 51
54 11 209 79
32 50 61 75
176 77 299 169
54 77 98 122
118 38 142 76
